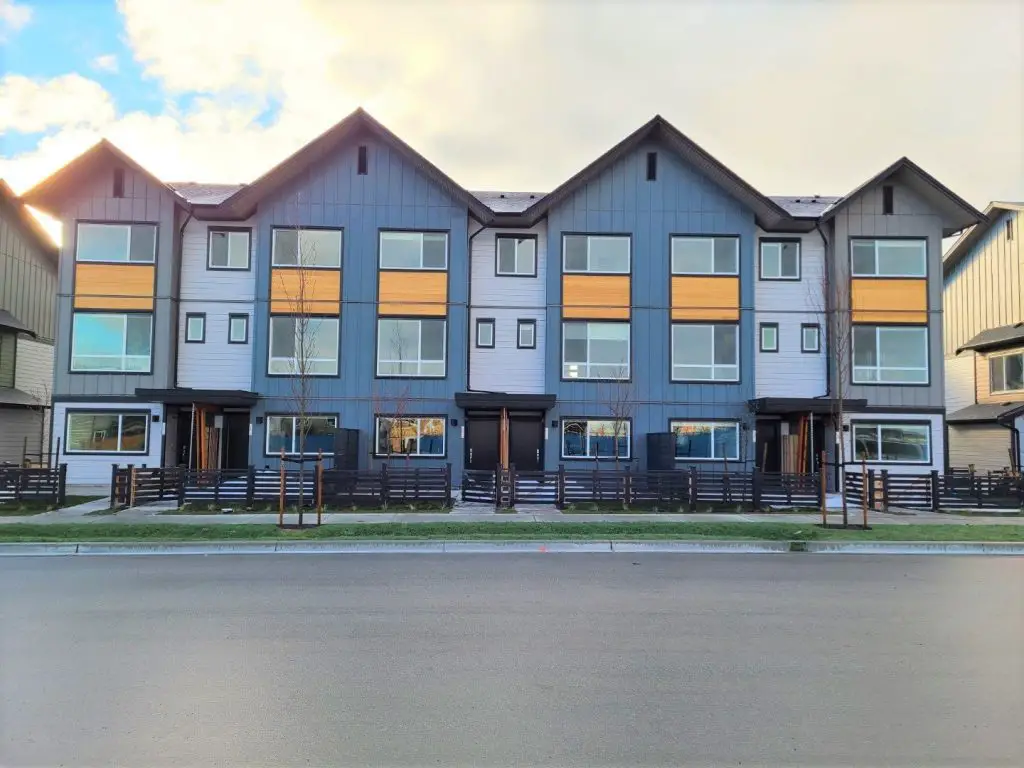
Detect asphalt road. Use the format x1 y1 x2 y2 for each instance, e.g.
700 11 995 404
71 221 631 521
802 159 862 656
1 554 1021 767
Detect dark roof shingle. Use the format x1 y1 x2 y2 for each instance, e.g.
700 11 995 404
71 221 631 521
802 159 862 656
957 323 1024 353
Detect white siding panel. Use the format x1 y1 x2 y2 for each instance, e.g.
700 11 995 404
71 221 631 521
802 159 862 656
177 302 253 390
841 411 945 474
14 337 54 402
180 218 256 301
944 352 976 412
948 424 1012 473
754 230 826 398
469 224 547 393
52 401 164 484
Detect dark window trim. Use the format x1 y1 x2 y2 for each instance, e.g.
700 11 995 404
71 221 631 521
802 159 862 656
668 321 742 385
561 232 633 276
560 318 632 383
758 237 802 281
68 309 156 376
759 322 779 353
207 226 253 271
265 313 342 379
494 233 539 278
269 225 344 270
372 413 448 459
849 418 933 466
63 407 153 456
184 312 206 344
262 412 340 457
848 236 929 280
228 313 249 345
559 416 634 461
72 220 159 265
374 315 449 381
668 418 743 462
987 349 1024 394
669 233 741 276
475 318 495 349
801 323 821 353
517 319 537 349
849 322 931 387
378 228 450 272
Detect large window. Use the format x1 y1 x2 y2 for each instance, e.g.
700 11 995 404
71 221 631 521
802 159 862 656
562 235 630 274
377 318 446 377
990 352 1024 393
265 415 337 455
71 313 152 372
671 236 739 275
379 231 448 270
671 324 738 381
851 239 926 278
852 325 928 384
671 421 740 461
208 228 250 269
271 228 342 268
268 316 339 375
496 235 537 276
561 419 631 460
75 222 156 263
562 321 629 379
65 412 148 454
852 422 931 463
760 240 800 280
375 416 445 457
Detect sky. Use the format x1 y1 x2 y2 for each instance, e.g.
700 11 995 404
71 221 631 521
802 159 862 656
1 0 1022 228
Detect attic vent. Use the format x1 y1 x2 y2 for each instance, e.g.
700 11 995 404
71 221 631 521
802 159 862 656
357 145 368 175
499 193 506 198
1007 219 1014 241
1014 322 1024 328
529 194 535 199
795 198 802 203
113 167 125 198
646 151 657 181
882 185 894 215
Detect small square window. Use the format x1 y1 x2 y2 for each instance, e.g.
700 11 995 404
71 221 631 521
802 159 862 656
801 324 821 353
476 318 495 349
517 319 536 349
759 323 778 353
185 313 205 343
228 314 249 344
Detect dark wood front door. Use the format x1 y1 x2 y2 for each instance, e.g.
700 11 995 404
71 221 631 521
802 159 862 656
509 418 543 471
466 418 499 470
222 412 250 469
755 419 781 472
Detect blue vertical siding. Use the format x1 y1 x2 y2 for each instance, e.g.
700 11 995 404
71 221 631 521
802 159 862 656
545 142 757 469
249 138 468 471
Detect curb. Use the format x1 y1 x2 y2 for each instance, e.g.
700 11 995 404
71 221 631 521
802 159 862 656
1 539 1023 556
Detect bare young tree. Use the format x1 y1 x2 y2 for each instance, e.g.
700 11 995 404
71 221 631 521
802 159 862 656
599 366 635 469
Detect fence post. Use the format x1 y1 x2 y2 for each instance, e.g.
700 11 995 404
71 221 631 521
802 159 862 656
316 456 323 525
880 470 889 513
557 464 565 509
128 464 136 508
861 463 869 527
380 462 389 509
867 469 875 510
722 472 731 504
930 470 940 512
213 468 221 505
278 448 285 526
57 463 67 506
623 465 632 506
444 463 452 508
246 466 255 508
592 467 600 503
110 463 119 508
177 466 187 507
509 464 517 507
158 467 166 501
752 469 762 512
494 465 500 511
688 468 697 512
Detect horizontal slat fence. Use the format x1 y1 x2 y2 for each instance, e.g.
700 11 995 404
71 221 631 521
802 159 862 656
0 465 67 504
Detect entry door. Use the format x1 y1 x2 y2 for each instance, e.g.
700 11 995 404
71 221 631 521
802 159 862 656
755 420 781 472
222 412 250 469
466 418 499 470
509 418 543 471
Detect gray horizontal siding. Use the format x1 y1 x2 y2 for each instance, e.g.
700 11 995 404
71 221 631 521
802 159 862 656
0 408 45 464
0 206 56 340
14 337 54 402
943 352 975 412
948 424 1012 472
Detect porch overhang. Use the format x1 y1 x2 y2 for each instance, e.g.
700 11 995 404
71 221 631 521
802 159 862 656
135 388 259 407
455 392 556 411
749 397 868 415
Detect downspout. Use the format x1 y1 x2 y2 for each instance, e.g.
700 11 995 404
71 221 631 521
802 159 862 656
814 221 831 399
173 207 193 389
466 218 487 392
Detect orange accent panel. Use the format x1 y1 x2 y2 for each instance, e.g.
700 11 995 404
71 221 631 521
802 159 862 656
671 276 739 321
378 270 447 316
270 268 341 314
851 278 927 323
74 263 155 310
562 275 631 319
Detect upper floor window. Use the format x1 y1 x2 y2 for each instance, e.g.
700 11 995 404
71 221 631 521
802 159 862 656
268 316 339 376
562 321 629 380
759 240 800 280
852 325 928 384
496 235 537 276
71 312 152 372
271 228 342 268
208 228 251 270
65 411 148 454
851 239 926 278
671 323 738 382
563 235 630 274
376 318 446 377
75 222 156 264
671 236 738 275
379 231 447 270
990 352 1024 393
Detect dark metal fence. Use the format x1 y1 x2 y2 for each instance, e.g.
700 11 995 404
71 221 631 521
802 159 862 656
843 466 1024 511
0 464 67 504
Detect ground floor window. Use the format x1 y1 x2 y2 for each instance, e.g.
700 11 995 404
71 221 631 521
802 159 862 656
561 419 631 459
671 421 740 461
265 415 337 455
375 416 445 457
65 411 149 453
852 422 931 463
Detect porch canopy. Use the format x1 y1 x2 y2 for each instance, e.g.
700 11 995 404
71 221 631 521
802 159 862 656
748 397 867 415
454 392 556 411
947 402 1024 425
135 388 259 407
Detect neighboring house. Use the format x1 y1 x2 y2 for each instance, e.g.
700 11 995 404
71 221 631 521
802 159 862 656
942 202 1024 471
19 109 982 486
0 180 58 465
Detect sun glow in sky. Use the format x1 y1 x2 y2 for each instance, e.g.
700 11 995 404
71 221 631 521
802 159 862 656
2 0 1022 248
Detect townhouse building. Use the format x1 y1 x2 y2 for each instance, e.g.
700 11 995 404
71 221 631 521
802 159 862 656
942 202 1024 471
20 110 982 487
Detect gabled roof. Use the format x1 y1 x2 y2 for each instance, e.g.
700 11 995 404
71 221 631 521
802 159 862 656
956 322 1024 354
214 108 492 221
168 182 245 206
820 157 985 238
20 139 188 214
943 201 1023 277
769 195 841 218
516 115 794 230
470 190 545 214
0 179 58 263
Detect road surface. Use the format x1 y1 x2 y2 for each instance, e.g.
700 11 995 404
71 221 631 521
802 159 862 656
1 554 1021 766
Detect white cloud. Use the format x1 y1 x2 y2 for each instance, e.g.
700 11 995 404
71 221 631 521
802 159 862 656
91 54 119 74
0 74 117 133
0 0 31 40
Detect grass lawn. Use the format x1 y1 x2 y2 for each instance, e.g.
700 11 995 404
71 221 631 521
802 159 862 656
0 495 104 516
560 501 814 514
0 521 1021 543
163 502 450 515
